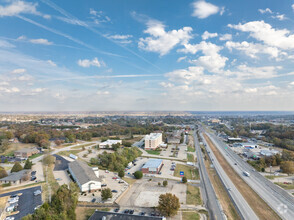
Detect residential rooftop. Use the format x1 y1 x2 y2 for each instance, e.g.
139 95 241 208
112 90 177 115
0 170 29 181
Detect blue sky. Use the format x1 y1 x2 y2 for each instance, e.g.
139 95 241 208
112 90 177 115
0 0 294 111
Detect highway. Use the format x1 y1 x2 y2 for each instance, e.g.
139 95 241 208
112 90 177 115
200 132 258 220
193 131 225 220
206 131 294 220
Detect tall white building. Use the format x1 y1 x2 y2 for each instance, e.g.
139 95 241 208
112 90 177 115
144 133 162 150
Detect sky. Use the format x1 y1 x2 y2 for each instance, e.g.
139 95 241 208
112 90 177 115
1 0 294 112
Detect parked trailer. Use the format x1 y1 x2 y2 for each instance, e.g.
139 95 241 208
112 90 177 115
69 154 78 160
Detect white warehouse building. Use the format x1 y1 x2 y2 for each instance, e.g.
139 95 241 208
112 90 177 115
144 133 162 150
99 140 122 149
68 160 101 192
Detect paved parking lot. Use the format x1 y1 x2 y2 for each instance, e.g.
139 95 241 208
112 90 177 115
0 186 42 220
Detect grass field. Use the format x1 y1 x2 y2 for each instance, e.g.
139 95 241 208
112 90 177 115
187 153 195 162
0 196 8 211
182 211 200 220
146 150 161 155
275 182 294 190
186 185 202 206
71 143 94 150
29 153 43 159
1 143 38 156
122 177 136 185
57 149 82 157
174 164 199 180
187 146 195 152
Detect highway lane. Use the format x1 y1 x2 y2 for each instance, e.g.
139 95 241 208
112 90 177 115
206 131 294 220
193 131 224 220
200 132 258 220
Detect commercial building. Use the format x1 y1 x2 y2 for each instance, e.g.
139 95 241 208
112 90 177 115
0 170 30 185
260 149 280 157
14 147 39 158
141 159 163 174
144 133 162 150
68 160 101 192
99 140 122 149
240 143 258 149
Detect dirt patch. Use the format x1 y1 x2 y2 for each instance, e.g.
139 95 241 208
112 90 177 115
204 134 281 220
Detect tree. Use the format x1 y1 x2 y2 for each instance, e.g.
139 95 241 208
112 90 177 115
11 162 23 173
43 154 55 165
158 182 161 186
101 188 112 201
157 193 180 217
0 167 8 178
134 171 143 179
24 159 33 169
163 180 168 187
280 161 294 175
182 176 187 183
118 170 125 178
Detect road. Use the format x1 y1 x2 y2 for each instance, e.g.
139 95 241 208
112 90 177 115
193 131 224 220
200 132 258 220
206 131 294 220
31 141 99 164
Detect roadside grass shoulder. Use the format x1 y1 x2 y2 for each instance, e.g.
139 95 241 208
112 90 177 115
275 182 294 190
174 164 199 180
186 184 202 206
182 211 200 220
146 150 160 155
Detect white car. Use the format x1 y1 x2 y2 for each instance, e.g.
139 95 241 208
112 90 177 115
8 198 18 204
34 190 42 196
34 205 42 210
5 217 15 220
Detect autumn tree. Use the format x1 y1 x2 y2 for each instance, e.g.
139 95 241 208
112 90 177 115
157 193 180 217
182 176 187 183
163 180 168 187
0 167 8 178
280 161 294 175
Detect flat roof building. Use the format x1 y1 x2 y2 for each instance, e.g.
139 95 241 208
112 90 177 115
99 140 122 149
240 143 258 149
68 160 101 192
145 133 162 150
141 159 163 174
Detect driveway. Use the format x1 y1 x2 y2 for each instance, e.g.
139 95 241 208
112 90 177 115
0 186 42 220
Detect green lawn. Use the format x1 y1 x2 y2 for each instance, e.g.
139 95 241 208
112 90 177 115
29 153 43 159
57 150 82 157
186 184 202 205
275 182 294 190
187 153 195 162
182 211 200 220
146 150 161 155
265 175 280 180
187 146 195 152
174 164 199 180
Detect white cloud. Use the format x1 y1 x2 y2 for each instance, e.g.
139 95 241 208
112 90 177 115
0 39 15 48
202 31 218 40
0 81 9 86
78 57 105 68
160 82 174 88
219 34 232 41
138 20 193 56
235 65 281 79
165 66 204 84
0 87 20 93
192 1 220 19
177 56 187 62
292 4 294 11
29 38 53 45
258 8 272 14
228 20 294 50
47 60 57 67
272 14 286 21
17 74 33 81
11 68 26 74
244 88 258 93
89 8 111 24
108 34 133 40
225 41 280 59
0 0 38 17
32 88 46 93
180 41 228 73
96 91 110 95
290 82 294 86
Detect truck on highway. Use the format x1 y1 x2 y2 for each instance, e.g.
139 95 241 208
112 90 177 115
243 171 250 177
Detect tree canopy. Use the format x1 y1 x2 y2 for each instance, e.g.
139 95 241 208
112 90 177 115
11 162 23 173
157 193 180 217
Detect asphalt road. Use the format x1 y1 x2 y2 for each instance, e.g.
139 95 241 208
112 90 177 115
0 186 42 220
206 131 294 220
193 131 224 220
200 131 258 220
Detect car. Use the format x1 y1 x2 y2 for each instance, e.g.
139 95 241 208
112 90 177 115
234 163 237 165
114 208 119 212
5 217 15 220
112 177 118 179
34 205 42 210
124 209 130 214
150 212 156 216
91 198 96 203
10 194 18 198
105 170 109 173
101 184 107 187
111 190 118 193
31 176 37 181
118 180 124 184
140 212 146 216
34 190 42 196
228 187 231 191
130 210 134 214
8 198 19 203
31 171 36 176
6 204 17 212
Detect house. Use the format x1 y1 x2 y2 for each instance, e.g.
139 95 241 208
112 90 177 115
144 133 162 150
0 170 30 185
14 147 39 158
68 160 101 192
141 159 163 174
99 140 122 149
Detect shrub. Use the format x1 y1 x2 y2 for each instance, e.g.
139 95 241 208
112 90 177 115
118 170 125 178
134 171 143 179
182 176 187 183
11 162 23 173
163 180 168 187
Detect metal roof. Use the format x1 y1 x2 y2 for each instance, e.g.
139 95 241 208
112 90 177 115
68 160 100 185
0 170 29 181
142 159 163 169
